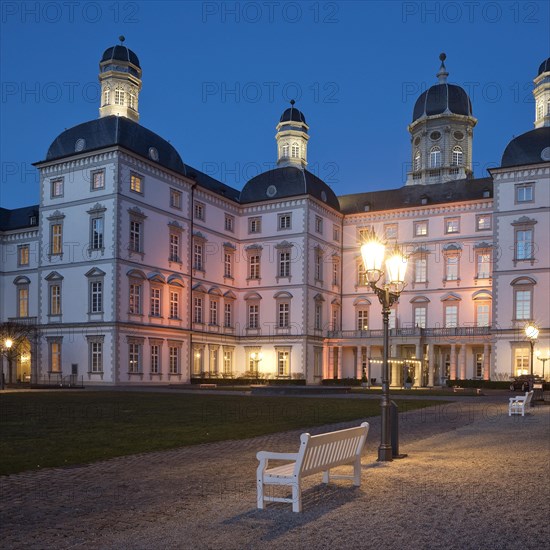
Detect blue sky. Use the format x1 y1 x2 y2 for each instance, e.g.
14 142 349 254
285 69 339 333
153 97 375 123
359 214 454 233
1 1 548 209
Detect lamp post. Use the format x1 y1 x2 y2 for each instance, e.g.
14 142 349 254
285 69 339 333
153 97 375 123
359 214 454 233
536 350 549 380
361 233 408 462
1 339 13 389
524 324 539 376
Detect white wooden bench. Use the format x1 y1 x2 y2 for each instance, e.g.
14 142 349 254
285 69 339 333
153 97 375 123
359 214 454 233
256 422 369 513
508 391 534 416
198 383 217 389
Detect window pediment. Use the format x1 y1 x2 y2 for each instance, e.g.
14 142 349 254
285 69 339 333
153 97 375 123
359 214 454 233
353 296 371 306
85 267 106 278
45 271 64 281
510 277 536 286
244 292 262 301
512 216 536 227
208 287 222 296
167 274 184 287
410 296 430 303
274 291 293 299
147 272 165 283
472 290 492 300
47 210 65 221
87 203 106 215
192 284 207 293
224 290 237 300
127 269 146 279
13 275 31 285
440 292 461 302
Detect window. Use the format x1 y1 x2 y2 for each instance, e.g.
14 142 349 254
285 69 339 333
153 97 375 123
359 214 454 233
414 150 421 171
91 217 104 250
225 214 234 232
150 345 160 374
128 343 142 373
281 144 289 158
331 305 340 331
476 303 490 327
210 300 218 325
429 147 441 168
358 227 373 242
514 348 530 376
291 143 300 158
92 170 105 190
150 287 161 317
414 221 428 237
169 233 180 262
515 289 532 320
224 303 232 328
476 252 491 279
277 349 290 377
90 281 103 313
476 214 492 231
452 146 463 166
357 262 367 286
474 352 484 378
315 216 323 234
314 302 323 330
193 242 204 271
515 228 533 260
515 184 533 203
333 225 340 242
414 306 427 329
50 341 61 372
332 259 340 286
129 283 142 314
248 217 261 233
388 309 396 330
278 251 291 278
249 255 260 279
223 348 233 375
18 245 30 266
90 341 103 373
445 218 460 234
445 256 459 281
129 220 142 252
130 173 142 193
194 297 203 323
51 224 62 255
194 201 205 220
414 258 427 283
169 347 180 374
128 89 136 110
357 310 368 331
103 87 110 105
445 305 458 328
49 284 61 315
115 86 125 105
384 224 398 240
224 252 233 278
314 347 323 378
314 249 323 281
278 213 292 230
170 189 182 209
248 304 259 329
51 178 64 198
278 303 290 328
169 290 179 319
18 287 29 318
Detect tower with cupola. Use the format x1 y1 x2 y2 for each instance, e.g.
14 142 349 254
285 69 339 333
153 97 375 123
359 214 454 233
98 36 142 123
533 57 550 128
406 54 477 185
275 100 309 168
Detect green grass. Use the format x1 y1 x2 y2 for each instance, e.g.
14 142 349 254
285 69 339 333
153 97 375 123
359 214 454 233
0 391 447 476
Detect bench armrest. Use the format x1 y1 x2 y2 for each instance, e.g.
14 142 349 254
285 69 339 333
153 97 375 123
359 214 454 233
257 451 299 462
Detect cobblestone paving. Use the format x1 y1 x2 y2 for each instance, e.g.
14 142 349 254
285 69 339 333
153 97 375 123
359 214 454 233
1 399 547 549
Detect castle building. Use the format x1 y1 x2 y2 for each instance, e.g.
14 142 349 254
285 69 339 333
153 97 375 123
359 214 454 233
1 44 549 387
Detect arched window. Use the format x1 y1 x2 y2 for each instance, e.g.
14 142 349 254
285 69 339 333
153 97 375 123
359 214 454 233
103 87 110 106
429 147 441 168
115 87 125 106
128 89 136 110
452 146 463 166
414 150 421 171
291 143 300 158
281 144 289 158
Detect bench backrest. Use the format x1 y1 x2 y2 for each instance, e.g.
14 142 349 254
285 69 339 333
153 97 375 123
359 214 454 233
524 390 534 406
295 422 369 477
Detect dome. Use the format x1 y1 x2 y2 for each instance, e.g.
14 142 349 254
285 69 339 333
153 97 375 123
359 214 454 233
101 45 140 69
412 84 473 122
501 127 550 168
240 166 340 211
279 101 307 124
44 116 185 174
538 57 550 76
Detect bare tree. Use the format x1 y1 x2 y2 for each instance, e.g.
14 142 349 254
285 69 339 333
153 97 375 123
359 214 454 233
0 321 36 387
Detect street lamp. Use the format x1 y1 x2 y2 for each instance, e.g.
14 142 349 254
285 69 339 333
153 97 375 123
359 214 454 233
536 350 549 380
1 339 14 389
524 323 539 376
361 233 408 462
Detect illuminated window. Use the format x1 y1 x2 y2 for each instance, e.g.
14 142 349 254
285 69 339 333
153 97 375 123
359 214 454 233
115 87 125 105
445 217 460 234
51 178 64 198
170 189 182 209
92 170 105 190
445 305 458 328
130 173 142 193
357 310 368 331
414 221 428 237
169 290 180 319
18 245 30 266
50 224 62 255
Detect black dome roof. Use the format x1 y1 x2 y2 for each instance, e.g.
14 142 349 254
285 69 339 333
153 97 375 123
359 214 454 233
101 45 140 68
240 166 340 211
413 83 473 122
280 104 307 124
538 57 550 76
44 116 184 174
501 127 550 168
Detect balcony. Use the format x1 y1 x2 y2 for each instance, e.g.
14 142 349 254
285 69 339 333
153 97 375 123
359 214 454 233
8 317 38 325
327 326 491 339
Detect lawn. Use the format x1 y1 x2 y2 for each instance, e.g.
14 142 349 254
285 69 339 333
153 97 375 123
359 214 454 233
0 391 447 475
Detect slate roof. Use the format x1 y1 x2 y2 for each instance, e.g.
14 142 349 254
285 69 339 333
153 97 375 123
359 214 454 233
101 46 140 68
538 57 550 76
500 127 550 168
338 178 493 215
0 205 39 231
412 84 473 122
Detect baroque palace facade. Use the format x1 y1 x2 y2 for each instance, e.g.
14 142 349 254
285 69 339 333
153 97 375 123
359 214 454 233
1 46 549 386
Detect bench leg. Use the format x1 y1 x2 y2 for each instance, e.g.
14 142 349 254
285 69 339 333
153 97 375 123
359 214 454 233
257 478 264 510
291 482 302 513
353 457 361 486
322 470 330 484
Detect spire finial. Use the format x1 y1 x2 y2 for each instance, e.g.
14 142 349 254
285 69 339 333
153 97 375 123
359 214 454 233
119 35 125 45
290 99 295 106
437 52 449 83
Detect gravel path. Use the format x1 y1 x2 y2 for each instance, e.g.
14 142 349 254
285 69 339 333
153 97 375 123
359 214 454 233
1 400 548 549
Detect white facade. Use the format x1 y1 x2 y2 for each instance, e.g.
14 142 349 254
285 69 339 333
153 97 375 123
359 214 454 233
0 47 548 386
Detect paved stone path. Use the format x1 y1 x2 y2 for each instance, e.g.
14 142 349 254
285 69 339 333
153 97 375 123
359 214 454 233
1 398 548 549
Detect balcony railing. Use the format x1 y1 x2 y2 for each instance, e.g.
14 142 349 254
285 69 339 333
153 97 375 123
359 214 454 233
327 326 491 339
